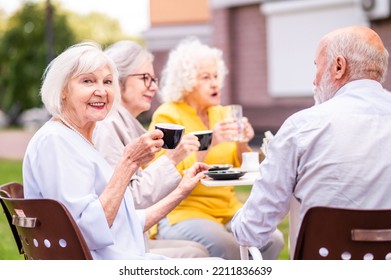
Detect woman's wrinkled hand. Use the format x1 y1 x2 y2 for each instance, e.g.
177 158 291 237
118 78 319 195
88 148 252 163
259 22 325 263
211 117 255 145
123 129 164 167
165 134 200 165
211 118 238 145
177 162 209 195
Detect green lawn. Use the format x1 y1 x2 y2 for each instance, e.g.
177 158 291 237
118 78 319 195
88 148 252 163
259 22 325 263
0 159 24 260
0 159 290 260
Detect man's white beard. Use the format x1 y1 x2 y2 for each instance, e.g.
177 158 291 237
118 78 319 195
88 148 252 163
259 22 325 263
313 69 338 105
313 85 321 105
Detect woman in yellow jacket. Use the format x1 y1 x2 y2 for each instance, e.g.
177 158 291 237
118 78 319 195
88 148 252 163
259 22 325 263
149 37 284 259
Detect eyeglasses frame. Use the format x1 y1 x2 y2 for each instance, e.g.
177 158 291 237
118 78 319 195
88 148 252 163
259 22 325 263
128 73 158 89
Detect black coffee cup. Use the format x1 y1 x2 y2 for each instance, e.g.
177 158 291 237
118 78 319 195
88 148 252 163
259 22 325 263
190 130 213 151
155 123 185 149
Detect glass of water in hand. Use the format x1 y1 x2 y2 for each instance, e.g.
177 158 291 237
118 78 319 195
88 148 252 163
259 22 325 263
223 104 244 141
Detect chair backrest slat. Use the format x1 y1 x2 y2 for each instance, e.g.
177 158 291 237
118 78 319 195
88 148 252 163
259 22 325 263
351 229 391 242
293 206 391 260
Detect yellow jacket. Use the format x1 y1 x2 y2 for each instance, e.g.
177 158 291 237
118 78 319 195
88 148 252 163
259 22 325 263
148 102 244 237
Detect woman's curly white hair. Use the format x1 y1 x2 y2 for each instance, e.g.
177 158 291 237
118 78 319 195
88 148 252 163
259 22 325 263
159 37 228 103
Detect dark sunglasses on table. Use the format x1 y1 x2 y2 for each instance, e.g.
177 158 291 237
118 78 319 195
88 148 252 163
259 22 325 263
128 73 158 89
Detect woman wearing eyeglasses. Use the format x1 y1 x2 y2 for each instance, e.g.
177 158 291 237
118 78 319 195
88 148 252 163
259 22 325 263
148 37 284 260
93 40 208 258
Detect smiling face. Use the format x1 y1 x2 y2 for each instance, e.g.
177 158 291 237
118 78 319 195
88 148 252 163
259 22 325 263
61 65 115 131
184 58 221 111
121 61 157 117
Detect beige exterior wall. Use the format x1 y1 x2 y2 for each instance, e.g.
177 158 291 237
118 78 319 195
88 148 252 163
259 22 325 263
150 0 210 25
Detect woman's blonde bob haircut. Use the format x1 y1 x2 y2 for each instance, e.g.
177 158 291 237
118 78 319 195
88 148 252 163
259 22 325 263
159 37 228 103
40 42 120 118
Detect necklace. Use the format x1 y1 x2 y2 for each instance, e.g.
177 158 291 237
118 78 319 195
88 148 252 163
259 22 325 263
58 117 95 147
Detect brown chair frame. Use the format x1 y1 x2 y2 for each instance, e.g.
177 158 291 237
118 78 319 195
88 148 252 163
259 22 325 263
0 182 93 260
0 182 24 255
293 206 391 260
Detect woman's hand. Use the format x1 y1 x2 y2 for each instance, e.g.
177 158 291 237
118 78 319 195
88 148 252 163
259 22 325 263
102 130 164 227
177 162 209 195
143 162 209 231
211 118 238 146
122 129 164 167
165 134 200 165
211 117 254 146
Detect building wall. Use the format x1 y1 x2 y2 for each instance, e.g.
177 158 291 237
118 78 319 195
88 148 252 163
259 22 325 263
150 0 210 25
212 4 313 134
372 19 391 90
212 8 231 105
144 1 211 115
147 3 313 134
145 0 391 136
217 5 268 107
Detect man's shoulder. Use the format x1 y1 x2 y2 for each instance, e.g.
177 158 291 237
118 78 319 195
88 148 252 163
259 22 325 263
287 105 319 121
281 103 335 133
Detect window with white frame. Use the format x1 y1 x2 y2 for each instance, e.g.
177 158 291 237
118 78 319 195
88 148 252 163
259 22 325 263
261 0 368 97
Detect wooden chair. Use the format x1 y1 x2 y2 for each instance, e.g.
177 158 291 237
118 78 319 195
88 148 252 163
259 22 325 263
293 206 391 260
0 182 24 199
0 182 93 260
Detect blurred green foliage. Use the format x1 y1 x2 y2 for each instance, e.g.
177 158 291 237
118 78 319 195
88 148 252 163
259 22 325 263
0 159 23 260
0 0 142 124
0 2 76 119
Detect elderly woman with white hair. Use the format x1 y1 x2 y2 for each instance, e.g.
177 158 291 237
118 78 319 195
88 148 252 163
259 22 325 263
93 40 209 258
149 37 284 259
22 42 209 260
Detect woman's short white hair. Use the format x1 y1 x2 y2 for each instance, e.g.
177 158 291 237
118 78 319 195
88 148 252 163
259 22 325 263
159 37 228 103
40 42 120 118
104 40 154 88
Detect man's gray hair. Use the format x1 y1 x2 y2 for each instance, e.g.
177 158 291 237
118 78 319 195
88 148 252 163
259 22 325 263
327 31 389 83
